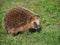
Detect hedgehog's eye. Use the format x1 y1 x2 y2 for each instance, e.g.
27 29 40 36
34 22 36 25
34 22 37 28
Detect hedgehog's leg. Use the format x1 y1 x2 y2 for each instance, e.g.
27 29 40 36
25 29 29 34
8 28 17 36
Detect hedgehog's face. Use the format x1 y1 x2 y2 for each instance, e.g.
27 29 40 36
31 15 40 29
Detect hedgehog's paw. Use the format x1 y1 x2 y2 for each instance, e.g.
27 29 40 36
8 28 17 36
24 30 29 34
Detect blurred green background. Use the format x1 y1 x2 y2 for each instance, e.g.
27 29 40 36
0 0 60 45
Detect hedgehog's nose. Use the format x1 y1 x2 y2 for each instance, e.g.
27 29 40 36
37 25 40 29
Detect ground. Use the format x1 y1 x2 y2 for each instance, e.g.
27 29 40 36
0 0 60 45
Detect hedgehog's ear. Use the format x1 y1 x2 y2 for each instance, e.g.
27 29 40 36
35 15 40 17
37 15 39 17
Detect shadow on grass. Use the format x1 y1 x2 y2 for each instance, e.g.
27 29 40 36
29 26 42 33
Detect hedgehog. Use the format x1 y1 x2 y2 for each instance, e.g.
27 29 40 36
3 7 40 35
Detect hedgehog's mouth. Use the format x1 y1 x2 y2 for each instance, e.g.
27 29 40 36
35 25 40 29
34 22 40 29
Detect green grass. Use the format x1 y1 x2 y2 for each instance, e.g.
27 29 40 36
0 0 60 45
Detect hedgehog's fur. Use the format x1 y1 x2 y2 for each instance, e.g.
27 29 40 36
3 7 40 35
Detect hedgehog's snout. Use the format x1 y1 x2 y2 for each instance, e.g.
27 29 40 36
35 25 40 29
34 22 40 29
